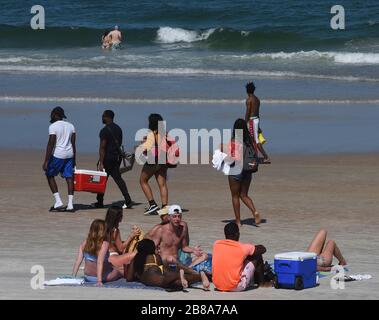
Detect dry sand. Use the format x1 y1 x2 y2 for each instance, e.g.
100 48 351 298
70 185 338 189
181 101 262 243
0 149 378 300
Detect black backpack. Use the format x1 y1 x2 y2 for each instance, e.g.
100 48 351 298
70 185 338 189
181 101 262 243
243 142 259 173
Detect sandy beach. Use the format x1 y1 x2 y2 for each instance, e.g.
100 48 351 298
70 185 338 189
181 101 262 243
1 149 378 300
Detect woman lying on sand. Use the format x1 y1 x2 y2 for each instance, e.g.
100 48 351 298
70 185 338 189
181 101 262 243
72 219 122 285
127 239 210 291
307 229 347 272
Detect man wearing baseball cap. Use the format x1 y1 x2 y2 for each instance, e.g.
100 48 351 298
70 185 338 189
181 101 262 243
43 106 76 212
146 204 207 271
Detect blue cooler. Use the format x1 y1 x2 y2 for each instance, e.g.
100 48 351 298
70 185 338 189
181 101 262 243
274 252 317 290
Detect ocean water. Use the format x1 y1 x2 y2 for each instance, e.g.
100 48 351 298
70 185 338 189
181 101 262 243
0 0 379 87
1 1 379 154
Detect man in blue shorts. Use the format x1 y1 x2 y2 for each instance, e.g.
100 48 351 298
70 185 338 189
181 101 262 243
42 107 76 212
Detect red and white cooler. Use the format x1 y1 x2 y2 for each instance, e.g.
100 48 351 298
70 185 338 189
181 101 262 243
74 169 107 193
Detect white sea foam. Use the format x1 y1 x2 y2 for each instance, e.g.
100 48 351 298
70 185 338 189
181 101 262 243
226 51 379 65
0 57 30 63
1 95 378 105
0 64 378 82
156 27 216 43
332 52 379 64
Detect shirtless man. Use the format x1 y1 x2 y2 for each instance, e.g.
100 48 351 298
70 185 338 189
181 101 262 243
108 25 122 49
245 81 270 164
146 205 207 272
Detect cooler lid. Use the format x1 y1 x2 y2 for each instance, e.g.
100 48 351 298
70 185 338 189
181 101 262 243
74 169 107 176
274 251 316 261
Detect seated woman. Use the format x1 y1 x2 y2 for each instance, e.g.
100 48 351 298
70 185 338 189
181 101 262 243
307 229 347 272
72 219 122 285
104 206 143 273
127 239 210 290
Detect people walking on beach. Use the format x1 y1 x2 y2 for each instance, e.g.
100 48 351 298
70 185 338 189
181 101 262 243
104 206 142 273
146 204 208 272
94 110 134 209
306 229 347 272
226 119 261 226
136 113 169 215
108 25 122 49
212 222 268 292
245 81 270 164
126 239 210 290
43 106 76 212
72 219 122 285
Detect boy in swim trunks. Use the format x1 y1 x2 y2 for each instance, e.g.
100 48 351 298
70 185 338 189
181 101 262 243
245 81 270 164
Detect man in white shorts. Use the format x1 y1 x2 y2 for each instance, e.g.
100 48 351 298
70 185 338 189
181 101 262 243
42 107 76 212
245 81 270 164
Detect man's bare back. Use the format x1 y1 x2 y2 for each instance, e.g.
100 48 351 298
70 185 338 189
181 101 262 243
108 29 122 44
245 94 260 121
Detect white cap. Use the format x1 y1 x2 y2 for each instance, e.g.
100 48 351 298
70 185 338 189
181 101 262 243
115 25 119 30
168 204 182 215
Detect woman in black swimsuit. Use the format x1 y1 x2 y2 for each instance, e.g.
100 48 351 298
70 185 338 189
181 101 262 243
127 239 210 290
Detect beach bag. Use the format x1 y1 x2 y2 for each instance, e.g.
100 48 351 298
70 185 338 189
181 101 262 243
164 135 180 168
151 134 180 168
258 131 266 145
106 126 135 174
119 146 135 174
243 142 259 173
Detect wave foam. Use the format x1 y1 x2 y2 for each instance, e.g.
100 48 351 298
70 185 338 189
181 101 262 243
232 51 379 65
1 96 378 105
156 27 216 43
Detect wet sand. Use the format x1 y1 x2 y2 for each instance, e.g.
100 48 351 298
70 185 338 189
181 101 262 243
0 149 378 300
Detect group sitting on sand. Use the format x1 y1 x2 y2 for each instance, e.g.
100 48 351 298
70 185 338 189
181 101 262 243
72 205 347 291
73 205 211 290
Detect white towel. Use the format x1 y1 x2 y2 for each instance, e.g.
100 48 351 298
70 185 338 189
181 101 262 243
348 274 372 281
44 277 84 286
212 149 231 175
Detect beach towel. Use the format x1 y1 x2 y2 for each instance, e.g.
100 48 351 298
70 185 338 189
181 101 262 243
347 274 372 281
43 276 164 291
212 149 231 175
44 277 84 286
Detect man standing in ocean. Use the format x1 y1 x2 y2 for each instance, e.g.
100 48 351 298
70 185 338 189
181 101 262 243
108 25 122 49
245 81 270 164
94 110 133 209
43 107 76 212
